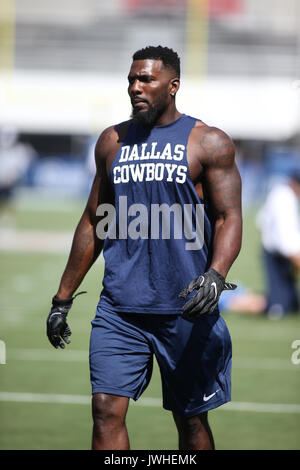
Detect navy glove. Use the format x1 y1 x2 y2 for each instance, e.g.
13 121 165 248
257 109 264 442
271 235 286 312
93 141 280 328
46 291 86 349
179 269 236 320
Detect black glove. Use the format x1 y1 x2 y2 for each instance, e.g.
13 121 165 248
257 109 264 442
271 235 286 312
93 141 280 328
46 291 86 349
179 269 236 320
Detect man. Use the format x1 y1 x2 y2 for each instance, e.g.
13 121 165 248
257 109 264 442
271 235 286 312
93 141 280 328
46 46 242 450
257 170 300 317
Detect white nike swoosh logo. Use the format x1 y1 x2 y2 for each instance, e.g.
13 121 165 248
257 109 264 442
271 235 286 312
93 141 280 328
211 282 217 300
203 389 220 402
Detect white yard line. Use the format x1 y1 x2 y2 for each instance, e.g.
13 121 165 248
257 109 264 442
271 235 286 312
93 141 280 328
0 228 104 261
6 349 299 371
0 228 73 254
8 348 89 362
223 402 300 414
0 392 91 405
0 391 299 414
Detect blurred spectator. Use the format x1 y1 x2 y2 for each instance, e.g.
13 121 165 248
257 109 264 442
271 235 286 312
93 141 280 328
219 284 267 315
85 136 97 176
84 136 97 194
256 170 300 318
0 126 37 219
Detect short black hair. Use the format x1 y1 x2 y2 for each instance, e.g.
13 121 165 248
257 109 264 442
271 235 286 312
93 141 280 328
132 45 180 78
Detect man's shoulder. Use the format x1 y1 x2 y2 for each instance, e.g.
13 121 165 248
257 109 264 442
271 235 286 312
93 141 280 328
191 120 233 144
95 120 132 159
190 121 235 166
97 120 132 145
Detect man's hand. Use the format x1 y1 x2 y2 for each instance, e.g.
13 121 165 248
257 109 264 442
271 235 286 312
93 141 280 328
46 297 73 349
179 269 236 320
46 291 86 349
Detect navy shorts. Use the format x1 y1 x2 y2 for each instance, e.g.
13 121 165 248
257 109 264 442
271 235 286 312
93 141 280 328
89 306 232 418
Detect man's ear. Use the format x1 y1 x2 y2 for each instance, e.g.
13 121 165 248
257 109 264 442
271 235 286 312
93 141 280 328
169 77 180 97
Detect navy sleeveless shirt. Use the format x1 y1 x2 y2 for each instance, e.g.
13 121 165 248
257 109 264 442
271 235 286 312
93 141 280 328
98 114 215 314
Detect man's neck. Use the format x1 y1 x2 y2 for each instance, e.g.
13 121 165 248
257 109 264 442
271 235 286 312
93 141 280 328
154 107 181 127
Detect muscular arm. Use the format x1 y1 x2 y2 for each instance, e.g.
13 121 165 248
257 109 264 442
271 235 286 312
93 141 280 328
55 130 114 300
55 175 103 299
200 128 242 279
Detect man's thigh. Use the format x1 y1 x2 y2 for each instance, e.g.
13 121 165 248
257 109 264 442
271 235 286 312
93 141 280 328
89 308 153 399
151 312 232 417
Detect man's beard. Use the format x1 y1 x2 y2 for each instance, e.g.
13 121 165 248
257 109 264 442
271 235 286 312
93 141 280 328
131 92 168 128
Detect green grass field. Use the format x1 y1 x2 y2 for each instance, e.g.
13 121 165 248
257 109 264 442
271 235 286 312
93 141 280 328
0 195 299 450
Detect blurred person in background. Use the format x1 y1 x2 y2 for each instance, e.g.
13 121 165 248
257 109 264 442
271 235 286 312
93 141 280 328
218 283 267 315
85 135 97 194
257 170 300 318
0 126 37 224
46 45 242 450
